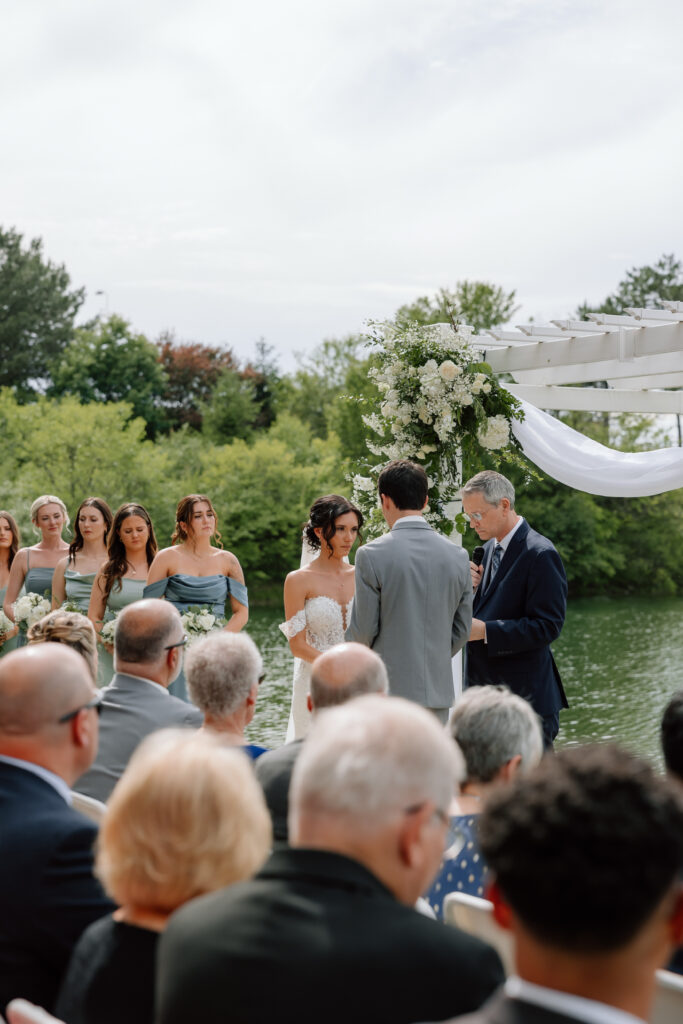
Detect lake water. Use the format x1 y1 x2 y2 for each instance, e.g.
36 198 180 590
245 596 683 768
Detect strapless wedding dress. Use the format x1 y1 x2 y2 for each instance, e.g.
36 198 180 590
280 595 353 741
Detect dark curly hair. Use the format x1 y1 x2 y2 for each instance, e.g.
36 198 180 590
478 743 683 953
0 511 21 570
68 497 113 561
304 495 363 556
662 691 683 782
101 504 158 604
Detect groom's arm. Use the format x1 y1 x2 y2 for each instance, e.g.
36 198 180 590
451 554 474 655
345 547 381 647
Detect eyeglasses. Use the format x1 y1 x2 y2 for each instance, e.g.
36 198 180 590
164 634 189 651
58 691 104 724
463 505 499 524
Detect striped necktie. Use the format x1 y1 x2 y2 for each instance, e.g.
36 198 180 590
487 544 504 590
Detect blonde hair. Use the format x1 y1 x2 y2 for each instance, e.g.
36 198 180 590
97 729 272 912
27 611 98 684
30 494 69 534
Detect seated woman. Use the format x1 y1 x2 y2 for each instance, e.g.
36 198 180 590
27 610 99 685
185 631 268 759
425 685 543 919
55 728 272 1024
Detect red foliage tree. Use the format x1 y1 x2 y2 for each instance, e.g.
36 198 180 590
157 331 237 430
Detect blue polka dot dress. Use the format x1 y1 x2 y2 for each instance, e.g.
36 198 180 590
425 814 490 920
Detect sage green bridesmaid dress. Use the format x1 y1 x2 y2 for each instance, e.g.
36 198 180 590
97 577 147 686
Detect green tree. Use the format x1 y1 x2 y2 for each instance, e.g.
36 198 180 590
242 339 281 430
50 315 168 436
395 281 519 334
201 367 259 443
275 336 367 439
577 254 683 317
0 227 84 396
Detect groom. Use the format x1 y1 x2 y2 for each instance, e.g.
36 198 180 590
346 460 472 722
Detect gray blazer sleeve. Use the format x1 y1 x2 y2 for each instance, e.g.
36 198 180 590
451 558 474 655
345 546 381 647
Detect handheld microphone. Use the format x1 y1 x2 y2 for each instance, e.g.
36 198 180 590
472 546 485 566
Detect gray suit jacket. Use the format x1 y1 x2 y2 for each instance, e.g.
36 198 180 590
346 518 473 708
73 672 203 803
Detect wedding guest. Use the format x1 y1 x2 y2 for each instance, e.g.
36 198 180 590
52 498 112 612
185 631 268 759
144 494 248 700
27 611 99 686
157 696 504 1024
56 729 271 1024
0 644 114 1014
255 641 388 844
74 600 202 804
425 685 543 918
0 512 21 654
3 496 70 624
446 745 683 1024
88 503 158 686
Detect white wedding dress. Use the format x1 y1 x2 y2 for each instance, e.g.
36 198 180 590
279 595 353 741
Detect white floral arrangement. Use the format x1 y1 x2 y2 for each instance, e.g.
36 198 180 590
351 318 525 536
100 617 118 647
60 599 84 615
0 609 14 647
14 593 52 634
181 605 227 646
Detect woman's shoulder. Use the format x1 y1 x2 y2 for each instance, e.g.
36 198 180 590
152 546 180 568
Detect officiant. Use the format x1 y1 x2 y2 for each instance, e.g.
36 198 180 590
462 470 568 748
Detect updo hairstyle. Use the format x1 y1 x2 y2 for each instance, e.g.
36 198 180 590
0 511 21 569
68 497 113 560
30 494 69 535
27 610 98 684
304 495 363 556
172 494 222 548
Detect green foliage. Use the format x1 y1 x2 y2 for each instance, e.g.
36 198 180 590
395 281 519 334
0 227 84 396
201 368 260 443
156 331 237 431
50 315 167 436
275 337 365 439
577 253 683 318
243 339 281 430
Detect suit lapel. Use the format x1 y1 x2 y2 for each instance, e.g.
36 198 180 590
476 520 529 611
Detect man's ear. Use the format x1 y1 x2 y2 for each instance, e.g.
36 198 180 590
498 755 522 782
397 804 430 869
71 706 96 750
488 880 513 932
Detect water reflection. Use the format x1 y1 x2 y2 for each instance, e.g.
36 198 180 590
246 597 683 767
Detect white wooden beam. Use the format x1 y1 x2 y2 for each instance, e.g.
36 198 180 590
505 350 683 386
506 384 683 415
605 372 683 389
624 307 683 322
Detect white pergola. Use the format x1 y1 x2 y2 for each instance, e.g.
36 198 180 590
471 301 683 419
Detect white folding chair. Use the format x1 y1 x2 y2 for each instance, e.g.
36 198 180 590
652 968 683 1024
70 789 107 824
443 891 515 976
5 999 66 1024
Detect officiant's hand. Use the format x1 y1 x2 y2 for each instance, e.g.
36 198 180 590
470 561 483 590
469 618 486 642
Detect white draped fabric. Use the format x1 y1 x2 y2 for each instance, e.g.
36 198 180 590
509 397 683 497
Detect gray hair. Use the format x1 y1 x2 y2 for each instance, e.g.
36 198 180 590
451 686 543 783
290 695 464 832
310 644 389 709
185 631 263 717
462 471 515 509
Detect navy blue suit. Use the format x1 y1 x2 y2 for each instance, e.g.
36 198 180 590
465 519 568 726
0 761 114 1013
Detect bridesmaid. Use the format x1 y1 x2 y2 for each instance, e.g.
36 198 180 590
89 503 158 686
0 512 21 654
3 496 70 631
144 494 248 700
52 497 113 612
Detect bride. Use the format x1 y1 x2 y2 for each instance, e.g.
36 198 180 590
280 494 362 740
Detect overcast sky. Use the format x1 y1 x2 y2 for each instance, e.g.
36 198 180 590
3 0 682 369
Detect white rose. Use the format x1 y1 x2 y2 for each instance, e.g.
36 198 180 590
197 614 216 631
478 415 510 450
438 360 458 381
482 382 492 394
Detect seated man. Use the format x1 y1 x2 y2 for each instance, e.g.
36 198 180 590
185 631 268 759
0 644 114 1014
449 744 683 1024
157 695 505 1024
255 641 389 842
74 599 202 802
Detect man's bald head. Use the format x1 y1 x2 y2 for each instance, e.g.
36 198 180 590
0 644 95 738
115 599 181 665
310 643 388 710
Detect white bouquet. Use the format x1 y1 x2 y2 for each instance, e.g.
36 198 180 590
0 609 14 647
60 599 84 614
181 605 227 646
100 617 117 647
14 593 52 634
